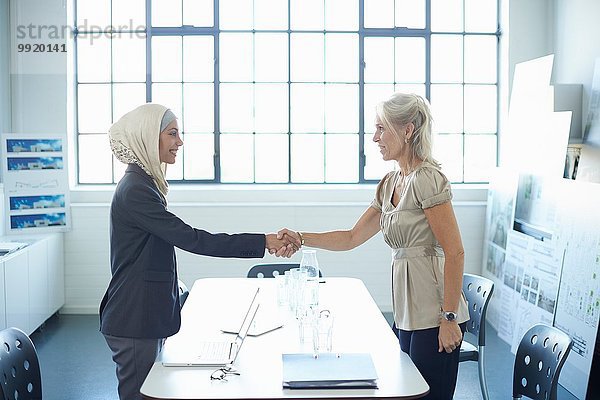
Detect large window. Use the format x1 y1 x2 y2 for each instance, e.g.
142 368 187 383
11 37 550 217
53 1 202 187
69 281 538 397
74 0 500 184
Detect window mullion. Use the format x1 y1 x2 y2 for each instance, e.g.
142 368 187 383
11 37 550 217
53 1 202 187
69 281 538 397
145 0 152 104
358 0 365 183
214 0 221 182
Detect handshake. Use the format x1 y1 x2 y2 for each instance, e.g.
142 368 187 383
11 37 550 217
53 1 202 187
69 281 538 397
266 228 303 258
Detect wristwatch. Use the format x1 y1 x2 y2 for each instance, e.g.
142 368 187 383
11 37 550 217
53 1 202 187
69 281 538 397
441 310 458 322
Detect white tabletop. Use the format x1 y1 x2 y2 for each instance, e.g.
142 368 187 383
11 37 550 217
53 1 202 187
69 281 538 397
141 277 429 399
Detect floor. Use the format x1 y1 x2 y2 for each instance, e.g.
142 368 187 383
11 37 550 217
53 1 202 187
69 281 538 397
30 313 579 400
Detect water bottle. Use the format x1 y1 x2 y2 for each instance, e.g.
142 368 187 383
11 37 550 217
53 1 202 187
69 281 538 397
300 249 320 306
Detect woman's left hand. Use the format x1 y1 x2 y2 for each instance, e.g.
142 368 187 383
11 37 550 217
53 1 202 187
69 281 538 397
438 320 463 353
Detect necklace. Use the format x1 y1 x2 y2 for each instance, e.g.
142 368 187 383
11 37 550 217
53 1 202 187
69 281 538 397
393 171 408 207
394 161 420 206
397 171 406 188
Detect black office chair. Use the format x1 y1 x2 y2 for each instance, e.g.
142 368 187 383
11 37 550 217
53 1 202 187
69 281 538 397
459 273 494 400
247 263 323 278
0 327 42 400
178 279 189 309
512 324 572 400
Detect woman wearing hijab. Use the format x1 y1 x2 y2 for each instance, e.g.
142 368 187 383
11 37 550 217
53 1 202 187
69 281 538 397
100 104 297 400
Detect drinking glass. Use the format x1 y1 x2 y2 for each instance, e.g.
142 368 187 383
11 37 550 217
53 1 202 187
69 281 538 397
312 309 334 355
300 249 320 306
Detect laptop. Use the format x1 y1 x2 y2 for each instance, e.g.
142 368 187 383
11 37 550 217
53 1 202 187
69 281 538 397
162 288 260 367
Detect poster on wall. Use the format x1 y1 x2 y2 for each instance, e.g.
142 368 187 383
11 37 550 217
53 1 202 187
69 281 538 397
481 168 518 330
1 134 70 233
482 172 600 399
498 175 565 349
553 180 600 399
583 57 600 147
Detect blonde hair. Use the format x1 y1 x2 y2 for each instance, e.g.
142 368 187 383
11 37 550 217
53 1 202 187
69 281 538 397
376 92 439 168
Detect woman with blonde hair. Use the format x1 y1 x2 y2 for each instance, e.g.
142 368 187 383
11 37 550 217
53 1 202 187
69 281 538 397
280 93 469 399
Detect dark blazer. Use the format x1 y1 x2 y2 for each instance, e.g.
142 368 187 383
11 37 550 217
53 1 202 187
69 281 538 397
99 164 266 338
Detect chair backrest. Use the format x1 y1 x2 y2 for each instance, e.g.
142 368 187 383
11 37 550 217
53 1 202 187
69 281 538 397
513 324 572 400
462 273 494 346
0 327 42 400
247 263 300 278
178 279 189 309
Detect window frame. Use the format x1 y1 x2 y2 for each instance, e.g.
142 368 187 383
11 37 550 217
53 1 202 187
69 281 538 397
73 0 502 185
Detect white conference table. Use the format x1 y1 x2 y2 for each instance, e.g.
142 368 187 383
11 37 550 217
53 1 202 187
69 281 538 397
141 277 429 400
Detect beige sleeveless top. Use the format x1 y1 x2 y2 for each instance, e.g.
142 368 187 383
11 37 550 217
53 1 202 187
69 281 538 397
371 162 469 330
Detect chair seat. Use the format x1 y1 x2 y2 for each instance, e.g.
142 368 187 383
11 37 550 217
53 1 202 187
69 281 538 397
459 340 479 362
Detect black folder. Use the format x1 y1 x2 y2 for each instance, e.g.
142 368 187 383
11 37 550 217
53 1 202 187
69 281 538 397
282 353 378 389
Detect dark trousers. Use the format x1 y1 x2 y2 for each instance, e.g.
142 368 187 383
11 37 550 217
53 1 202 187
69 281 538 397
104 334 164 400
397 323 466 400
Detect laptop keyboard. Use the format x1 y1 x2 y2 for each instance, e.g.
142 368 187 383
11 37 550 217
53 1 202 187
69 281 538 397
198 341 231 360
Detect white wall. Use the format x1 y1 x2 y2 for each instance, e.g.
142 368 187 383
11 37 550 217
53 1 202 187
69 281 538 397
0 0 10 229
508 0 555 98
0 0 8 230
8 0 67 133
0 0 10 136
507 0 600 134
552 0 600 130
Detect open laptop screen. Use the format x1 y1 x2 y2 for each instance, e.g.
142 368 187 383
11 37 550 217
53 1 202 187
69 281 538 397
161 287 260 367
230 296 260 364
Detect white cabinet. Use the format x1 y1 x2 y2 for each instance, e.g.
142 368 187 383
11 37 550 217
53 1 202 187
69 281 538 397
4 250 30 333
47 233 64 314
1 233 64 335
28 240 49 332
0 259 6 330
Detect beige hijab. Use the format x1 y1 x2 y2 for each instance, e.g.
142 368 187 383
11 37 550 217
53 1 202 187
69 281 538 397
109 103 170 201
